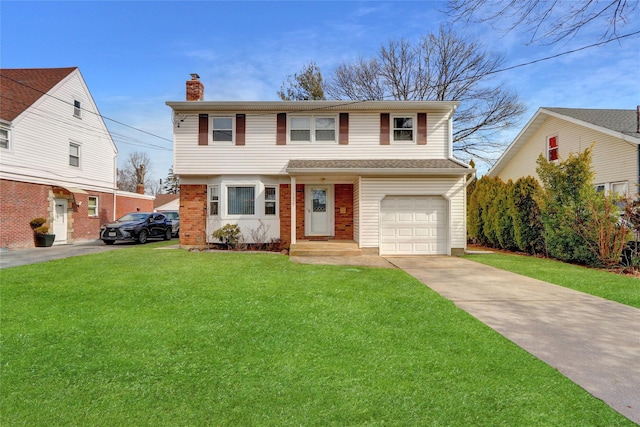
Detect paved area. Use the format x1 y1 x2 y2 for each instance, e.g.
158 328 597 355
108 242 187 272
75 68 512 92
386 255 640 424
1 240 141 269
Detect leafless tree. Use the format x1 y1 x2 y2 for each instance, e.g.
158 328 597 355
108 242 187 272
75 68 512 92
278 61 326 100
446 0 638 44
325 25 526 162
117 151 154 194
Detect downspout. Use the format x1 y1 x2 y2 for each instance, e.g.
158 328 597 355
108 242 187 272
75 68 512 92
637 105 640 199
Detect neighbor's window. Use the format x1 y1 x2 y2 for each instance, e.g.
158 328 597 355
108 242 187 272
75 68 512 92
265 186 277 215
290 116 336 143
209 186 219 216
392 116 414 142
212 117 233 142
69 143 80 167
228 186 255 215
595 184 606 193
88 196 98 216
548 136 558 161
74 100 82 118
611 181 628 196
0 126 9 149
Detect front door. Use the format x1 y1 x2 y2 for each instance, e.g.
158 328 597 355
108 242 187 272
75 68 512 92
53 198 68 244
307 186 331 236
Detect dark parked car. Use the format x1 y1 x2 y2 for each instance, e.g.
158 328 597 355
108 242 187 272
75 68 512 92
100 212 173 245
160 210 180 237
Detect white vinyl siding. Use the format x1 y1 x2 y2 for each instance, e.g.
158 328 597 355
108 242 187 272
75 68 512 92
358 177 466 254
173 111 451 176
497 116 637 191
0 70 117 192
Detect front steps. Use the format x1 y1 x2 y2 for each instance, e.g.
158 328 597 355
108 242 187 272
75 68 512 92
289 240 362 257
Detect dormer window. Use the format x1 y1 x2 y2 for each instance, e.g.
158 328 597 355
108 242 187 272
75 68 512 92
73 100 82 118
547 135 558 161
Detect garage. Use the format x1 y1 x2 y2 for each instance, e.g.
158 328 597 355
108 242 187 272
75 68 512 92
380 196 448 255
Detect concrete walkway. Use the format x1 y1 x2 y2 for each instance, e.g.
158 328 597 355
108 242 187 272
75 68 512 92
386 256 640 424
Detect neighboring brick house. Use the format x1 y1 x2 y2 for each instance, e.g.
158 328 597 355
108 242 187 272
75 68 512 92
488 107 640 197
0 67 152 248
166 75 474 255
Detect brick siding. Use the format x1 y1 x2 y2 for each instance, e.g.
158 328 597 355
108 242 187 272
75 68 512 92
179 184 208 247
334 184 354 240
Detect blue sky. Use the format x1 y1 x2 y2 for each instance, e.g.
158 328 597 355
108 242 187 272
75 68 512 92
2 1 639 182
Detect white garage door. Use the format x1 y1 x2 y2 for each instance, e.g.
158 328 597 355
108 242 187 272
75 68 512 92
380 196 447 255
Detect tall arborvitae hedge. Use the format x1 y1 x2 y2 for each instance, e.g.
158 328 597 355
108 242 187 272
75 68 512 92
509 177 546 255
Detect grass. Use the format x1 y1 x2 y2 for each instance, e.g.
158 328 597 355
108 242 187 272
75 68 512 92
1 244 634 426
464 252 640 309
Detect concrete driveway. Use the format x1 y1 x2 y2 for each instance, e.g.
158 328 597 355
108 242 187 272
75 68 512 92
386 256 640 424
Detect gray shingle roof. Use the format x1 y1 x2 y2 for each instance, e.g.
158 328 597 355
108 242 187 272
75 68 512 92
286 159 471 176
544 107 640 137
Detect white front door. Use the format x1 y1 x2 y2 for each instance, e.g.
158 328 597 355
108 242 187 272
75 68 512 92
307 185 331 236
53 198 68 244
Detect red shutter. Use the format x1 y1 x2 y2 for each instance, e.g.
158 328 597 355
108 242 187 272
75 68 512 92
198 114 208 146
277 113 287 145
236 114 245 146
380 113 390 145
548 136 558 161
339 113 349 145
417 113 427 145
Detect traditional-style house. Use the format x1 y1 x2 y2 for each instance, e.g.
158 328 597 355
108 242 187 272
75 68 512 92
488 107 640 197
167 75 474 255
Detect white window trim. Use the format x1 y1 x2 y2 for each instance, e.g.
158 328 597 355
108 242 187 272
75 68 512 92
288 114 338 144
69 141 81 168
224 183 258 218
73 99 82 118
0 123 10 150
208 185 220 217
264 185 278 216
210 116 235 145
611 181 629 196
391 114 416 144
88 196 98 217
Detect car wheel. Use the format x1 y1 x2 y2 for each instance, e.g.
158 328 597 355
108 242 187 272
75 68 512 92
164 228 172 240
137 229 149 244
103 240 115 245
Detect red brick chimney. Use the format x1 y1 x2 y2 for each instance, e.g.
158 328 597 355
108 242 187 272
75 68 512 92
186 73 204 101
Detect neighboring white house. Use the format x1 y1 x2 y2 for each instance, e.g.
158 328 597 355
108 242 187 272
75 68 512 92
166 75 474 256
488 107 640 197
0 67 120 248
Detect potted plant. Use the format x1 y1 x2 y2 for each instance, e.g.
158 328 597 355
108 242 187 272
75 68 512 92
30 217 55 247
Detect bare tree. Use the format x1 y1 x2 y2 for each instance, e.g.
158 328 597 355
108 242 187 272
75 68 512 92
117 151 154 194
446 0 638 44
278 61 326 100
326 25 526 162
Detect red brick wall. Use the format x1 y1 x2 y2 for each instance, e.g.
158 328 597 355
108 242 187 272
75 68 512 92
179 184 207 246
0 179 117 248
334 184 354 240
279 184 291 244
0 180 52 248
116 195 154 218
296 184 305 240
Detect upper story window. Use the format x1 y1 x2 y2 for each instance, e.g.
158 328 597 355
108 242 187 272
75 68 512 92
0 125 9 149
393 116 414 142
69 143 80 167
212 117 233 142
547 135 558 161
290 116 336 143
88 196 98 216
73 100 82 118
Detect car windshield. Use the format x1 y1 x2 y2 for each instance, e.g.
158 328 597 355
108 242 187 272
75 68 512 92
163 212 179 220
117 213 150 222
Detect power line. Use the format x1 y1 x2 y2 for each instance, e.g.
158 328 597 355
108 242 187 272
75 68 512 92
0 73 173 143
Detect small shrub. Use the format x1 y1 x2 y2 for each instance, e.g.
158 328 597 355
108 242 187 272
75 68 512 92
212 224 241 249
247 220 271 250
33 225 50 235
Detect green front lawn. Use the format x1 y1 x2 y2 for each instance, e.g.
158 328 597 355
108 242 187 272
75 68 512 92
464 252 640 308
1 245 634 426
